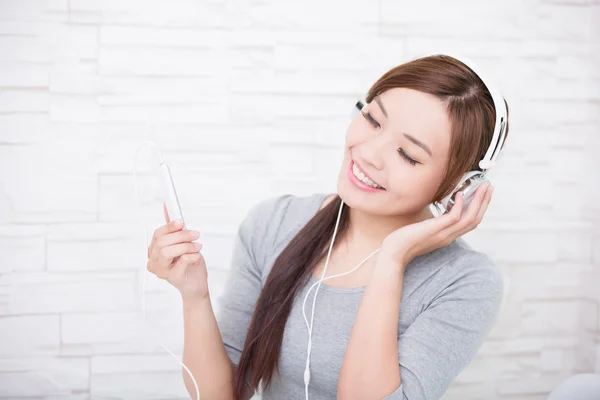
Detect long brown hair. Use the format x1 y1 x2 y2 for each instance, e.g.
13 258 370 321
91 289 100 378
233 54 510 398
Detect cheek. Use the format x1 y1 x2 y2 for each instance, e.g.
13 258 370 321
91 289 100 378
345 120 368 146
387 165 441 199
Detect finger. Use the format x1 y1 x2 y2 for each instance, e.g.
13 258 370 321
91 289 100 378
460 183 490 228
158 242 202 263
156 229 200 248
474 185 493 224
152 219 185 242
442 184 492 240
439 191 464 227
169 253 202 283
163 202 171 223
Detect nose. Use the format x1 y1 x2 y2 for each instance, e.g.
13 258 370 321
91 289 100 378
359 134 387 171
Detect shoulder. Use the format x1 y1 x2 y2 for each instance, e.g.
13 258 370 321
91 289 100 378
241 192 329 232
452 238 504 295
419 238 505 314
238 192 330 260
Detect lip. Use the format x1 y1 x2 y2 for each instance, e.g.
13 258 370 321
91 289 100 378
347 160 385 192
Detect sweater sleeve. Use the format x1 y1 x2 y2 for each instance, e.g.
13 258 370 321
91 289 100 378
214 196 284 366
382 256 504 400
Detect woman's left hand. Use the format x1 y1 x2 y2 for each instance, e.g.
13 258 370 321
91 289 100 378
379 183 494 267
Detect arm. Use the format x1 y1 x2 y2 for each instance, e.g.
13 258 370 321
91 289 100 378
182 296 235 400
181 197 280 400
337 252 406 400
338 252 504 400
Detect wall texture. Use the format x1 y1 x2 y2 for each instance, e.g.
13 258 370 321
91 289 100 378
0 0 598 399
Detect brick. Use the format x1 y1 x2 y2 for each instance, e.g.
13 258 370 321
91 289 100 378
0 37 54 63
49 93 228 123
61 312 158 348
98 46 222 77
511 264 587 300
597 343 600 373
527 4 593 41
96 76 226 107
480 336 582 357
442 382 497 400
463 230 557 263
70 0 227 27
518 100 594 125
100 26 229 48
593 234 600 265
238 0 377 30
403 37 517 60
0 315 59 356
228 94 355 126
47 234 141 272
0 0 68 20
0 144 97 223
0 89 49 112
0 224 46 273
499 372 572 395
273 44 365 71
0 271 137 314
522 300 597 334
0 357 88 396
91 370 188 399
229 68 362 96
49 65 100 94
555 230 593 261
0 63 49 87
0 191 12 224
0 114 51 144
55 24 98 61
0 21 57 36
99 173 159 223
92 354 183 374
540 349 575 372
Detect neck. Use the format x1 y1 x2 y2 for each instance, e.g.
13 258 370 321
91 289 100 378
345 205 432 251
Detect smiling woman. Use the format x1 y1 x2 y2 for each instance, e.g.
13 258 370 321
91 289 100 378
223 54 511 400
146 53 512 400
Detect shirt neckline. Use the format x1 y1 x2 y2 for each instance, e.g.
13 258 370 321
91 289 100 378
305 192 367 294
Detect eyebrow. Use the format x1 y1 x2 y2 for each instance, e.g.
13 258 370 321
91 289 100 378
404 133 433 157
374 96 388 118
374 96 433 157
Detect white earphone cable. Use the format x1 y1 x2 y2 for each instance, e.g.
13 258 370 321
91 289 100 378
302 198 380 399
132 141 200 400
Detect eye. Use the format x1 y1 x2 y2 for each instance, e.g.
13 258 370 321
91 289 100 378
398 148 419 166
361 111 380 129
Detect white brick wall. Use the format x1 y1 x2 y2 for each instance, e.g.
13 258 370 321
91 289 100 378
0 0 598 398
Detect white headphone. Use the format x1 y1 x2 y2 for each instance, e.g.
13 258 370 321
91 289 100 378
301 54 508 399
351 54 508 216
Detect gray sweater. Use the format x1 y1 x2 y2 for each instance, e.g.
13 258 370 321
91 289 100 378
215 192 504 400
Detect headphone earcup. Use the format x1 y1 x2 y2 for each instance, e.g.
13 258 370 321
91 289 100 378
433 171 489 215
350 99 365 120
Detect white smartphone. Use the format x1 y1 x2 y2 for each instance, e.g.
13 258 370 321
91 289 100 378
159 162 185 228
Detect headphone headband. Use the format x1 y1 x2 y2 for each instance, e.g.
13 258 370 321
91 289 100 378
453 55 508 171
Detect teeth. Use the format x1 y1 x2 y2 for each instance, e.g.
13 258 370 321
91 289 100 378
352 163 382 189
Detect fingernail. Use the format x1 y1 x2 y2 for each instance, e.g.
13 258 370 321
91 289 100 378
191 230 200 238
194 242 203 250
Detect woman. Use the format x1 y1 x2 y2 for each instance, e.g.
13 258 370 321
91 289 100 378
147 54 510 400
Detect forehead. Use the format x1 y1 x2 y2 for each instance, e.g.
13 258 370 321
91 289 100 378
375 88 452 158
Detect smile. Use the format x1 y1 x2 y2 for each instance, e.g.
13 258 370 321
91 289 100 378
348 160 386 191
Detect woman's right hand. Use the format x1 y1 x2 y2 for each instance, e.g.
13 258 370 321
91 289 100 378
147 203 209 301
